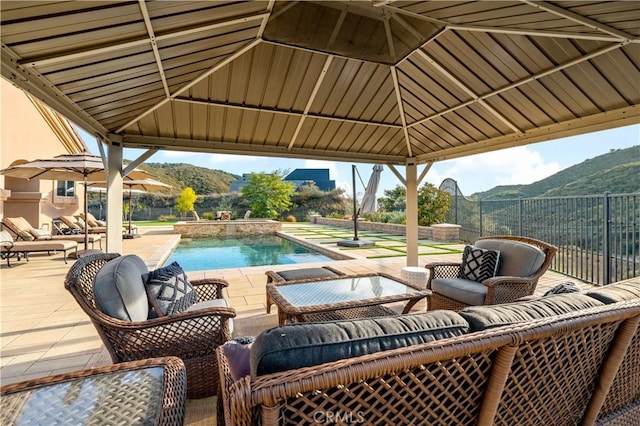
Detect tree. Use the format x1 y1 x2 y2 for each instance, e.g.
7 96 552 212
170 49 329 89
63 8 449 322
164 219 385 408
175 187 197 216
241 173 295 219
417 183 450 226
378 185 406 211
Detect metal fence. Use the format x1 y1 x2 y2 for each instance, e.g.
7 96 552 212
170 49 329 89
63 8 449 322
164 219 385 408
444 189 639 285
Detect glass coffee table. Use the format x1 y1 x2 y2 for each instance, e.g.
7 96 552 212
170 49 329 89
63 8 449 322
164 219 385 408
266 272 431 324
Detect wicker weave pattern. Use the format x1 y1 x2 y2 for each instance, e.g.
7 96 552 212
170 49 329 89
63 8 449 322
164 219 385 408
598 329 640 423
0 357 186 426
426 236 557 310
64 253 235 399
495 322 620 425
218 301 640 426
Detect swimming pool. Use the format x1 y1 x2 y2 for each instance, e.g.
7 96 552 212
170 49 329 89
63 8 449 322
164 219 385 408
164 235 335 271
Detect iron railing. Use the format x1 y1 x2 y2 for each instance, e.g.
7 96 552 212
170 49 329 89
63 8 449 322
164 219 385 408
444 191 639 285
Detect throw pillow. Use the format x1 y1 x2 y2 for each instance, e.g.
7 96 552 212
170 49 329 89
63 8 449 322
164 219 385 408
459 245 500 282
29 229 52 240
222 336 255 380
145 262 197 315
0 230 14 244
543 281 582 296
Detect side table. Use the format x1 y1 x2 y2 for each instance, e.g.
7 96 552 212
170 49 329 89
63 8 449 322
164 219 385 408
401 266 429 311
0 357 186 426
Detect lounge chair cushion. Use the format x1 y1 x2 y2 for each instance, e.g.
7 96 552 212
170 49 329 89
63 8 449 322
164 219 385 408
459 245 500 282
475 239 545 277
3 217 36 241
431 278 488 306
250 311 469 376
458 293 604 332
144 262 197 316
93 255 150 321
274 267 341 281
60 216 82 230
586 281 640 304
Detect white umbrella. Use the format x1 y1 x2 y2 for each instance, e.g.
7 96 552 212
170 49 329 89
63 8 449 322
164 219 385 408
87 178 171 234
1 152 153 251
360 164 383 214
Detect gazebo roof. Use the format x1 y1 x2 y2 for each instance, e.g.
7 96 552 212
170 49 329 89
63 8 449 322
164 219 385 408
2 1 639 165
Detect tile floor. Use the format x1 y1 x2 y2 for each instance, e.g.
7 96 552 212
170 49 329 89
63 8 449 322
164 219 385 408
0 223 595 424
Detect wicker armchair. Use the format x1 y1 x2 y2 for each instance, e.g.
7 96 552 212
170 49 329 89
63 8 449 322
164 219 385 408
64 253 236 399
426 235 557 311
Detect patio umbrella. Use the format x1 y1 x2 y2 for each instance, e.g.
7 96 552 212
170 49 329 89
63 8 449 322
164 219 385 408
0 152 153 252
87 178 171 236
360 165 383 214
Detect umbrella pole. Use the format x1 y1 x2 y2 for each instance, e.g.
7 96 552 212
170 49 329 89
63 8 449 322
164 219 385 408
128 186 133 233
83 174 89 250
352 165 359 241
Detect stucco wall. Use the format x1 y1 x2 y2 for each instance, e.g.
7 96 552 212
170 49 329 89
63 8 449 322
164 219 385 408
173 220 282 238
1 80 84 228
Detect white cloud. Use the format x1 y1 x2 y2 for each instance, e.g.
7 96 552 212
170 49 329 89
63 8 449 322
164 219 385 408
432 146 561 194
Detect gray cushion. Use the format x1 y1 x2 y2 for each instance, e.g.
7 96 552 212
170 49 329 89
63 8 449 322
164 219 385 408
185 298 234 334
93 255 150 321
459 293 604 332
475 239 545 277
586 281 640 304
275 267 340 281
251 311 469 376
432 278 488 306
145 262 197 315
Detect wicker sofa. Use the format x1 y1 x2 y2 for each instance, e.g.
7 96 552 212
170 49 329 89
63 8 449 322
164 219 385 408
218 279 640 425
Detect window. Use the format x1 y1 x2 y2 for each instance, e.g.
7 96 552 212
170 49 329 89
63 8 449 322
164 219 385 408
56 180 75 197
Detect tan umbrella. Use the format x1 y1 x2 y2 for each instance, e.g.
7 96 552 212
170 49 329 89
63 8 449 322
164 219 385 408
360 165 384 214
0 152 153 251
87 178 171 235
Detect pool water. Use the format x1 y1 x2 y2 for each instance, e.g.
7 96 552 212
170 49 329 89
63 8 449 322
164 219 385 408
164 235 334 271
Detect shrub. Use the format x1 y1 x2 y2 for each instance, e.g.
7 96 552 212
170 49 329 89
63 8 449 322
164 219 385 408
157 214 177 222
286 215 297 222
202 212 215 220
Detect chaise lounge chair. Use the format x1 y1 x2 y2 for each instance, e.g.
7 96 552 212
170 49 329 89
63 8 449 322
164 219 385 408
59 215 107 234
3 216 101 250
79 212 137 234
0 230 77 267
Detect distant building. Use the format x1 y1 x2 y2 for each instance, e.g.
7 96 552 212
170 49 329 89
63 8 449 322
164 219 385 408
284 169 336 192
229 169 336 193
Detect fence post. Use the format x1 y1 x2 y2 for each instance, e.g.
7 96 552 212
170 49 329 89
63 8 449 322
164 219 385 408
518 197 523 236
479 200 483 236
603 192 612 284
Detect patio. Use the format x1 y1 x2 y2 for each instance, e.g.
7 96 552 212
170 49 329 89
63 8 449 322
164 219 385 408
0 223 594 424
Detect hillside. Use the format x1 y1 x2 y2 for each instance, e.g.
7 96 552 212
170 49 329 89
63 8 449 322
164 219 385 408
133 162 240 195
475 145 640 200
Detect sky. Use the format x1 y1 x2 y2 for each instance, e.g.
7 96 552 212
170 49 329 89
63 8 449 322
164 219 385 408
78 124 639 200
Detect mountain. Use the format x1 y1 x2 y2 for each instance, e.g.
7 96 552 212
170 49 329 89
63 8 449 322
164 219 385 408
474 146 640 200
133 162 240 195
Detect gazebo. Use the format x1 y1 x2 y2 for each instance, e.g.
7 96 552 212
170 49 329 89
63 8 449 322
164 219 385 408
2 1 639 260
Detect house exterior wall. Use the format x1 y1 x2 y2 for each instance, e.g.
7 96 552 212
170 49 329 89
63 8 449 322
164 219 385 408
1 79 86 230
